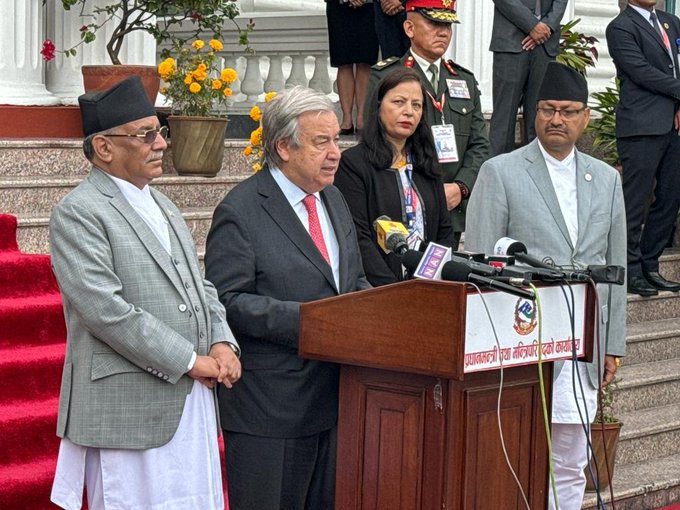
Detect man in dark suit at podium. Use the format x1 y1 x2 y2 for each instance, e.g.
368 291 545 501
205 86 371 510
606 1 680 296
465 62 627 509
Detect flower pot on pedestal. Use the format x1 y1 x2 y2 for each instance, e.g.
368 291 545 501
167 116 228 177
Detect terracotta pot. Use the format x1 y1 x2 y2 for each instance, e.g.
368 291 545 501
81 65 160 104
585 421 622 491
167 116 228 177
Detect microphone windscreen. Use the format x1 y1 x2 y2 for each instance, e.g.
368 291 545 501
401 250 424 272
441 261 472 282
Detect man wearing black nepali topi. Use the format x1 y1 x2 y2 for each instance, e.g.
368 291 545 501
466 62 627 510
49 75 240 509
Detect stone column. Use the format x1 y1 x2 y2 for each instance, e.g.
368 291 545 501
0 0 60 105
450 1 497 114
44 0 157 105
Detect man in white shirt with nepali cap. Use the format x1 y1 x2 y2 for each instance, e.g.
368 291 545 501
49 75 241 510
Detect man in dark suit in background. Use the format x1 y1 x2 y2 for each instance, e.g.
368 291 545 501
488 0 568 156
205 86 371 510
606 1 680 296
366 0 489 248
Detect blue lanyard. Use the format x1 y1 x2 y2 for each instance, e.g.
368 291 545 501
402 152 416 228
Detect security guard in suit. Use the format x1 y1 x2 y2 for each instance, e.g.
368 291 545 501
365 0 489 247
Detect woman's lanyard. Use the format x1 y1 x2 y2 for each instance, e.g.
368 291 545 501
402 152 417 230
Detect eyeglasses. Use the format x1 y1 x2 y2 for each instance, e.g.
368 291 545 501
536 107 587 120
105 125 169 144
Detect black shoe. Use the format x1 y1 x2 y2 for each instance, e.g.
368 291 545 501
642 271 680 292
627 276 659 296
339 125 355 136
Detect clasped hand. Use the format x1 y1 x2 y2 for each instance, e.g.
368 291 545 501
187 342 242 389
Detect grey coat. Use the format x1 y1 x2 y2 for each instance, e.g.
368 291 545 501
489 0 568 56
465 139 627 388
49 167 235 449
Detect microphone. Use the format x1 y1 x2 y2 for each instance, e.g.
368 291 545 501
373 216 409 256
441 261 535 300
494 237 556 270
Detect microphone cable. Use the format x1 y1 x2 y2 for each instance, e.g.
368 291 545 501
530 283 559 510
467 282 531 510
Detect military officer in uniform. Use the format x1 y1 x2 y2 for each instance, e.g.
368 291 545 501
364 0 489 248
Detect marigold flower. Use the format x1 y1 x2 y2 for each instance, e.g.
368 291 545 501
243 145 253 156
249 106 262 122
223 88 233 97
184 73 193 85
192 40 205 50
157 58 175 79
159 87 168 94
211 79 223 90
252 162 262 172
250 126 262 145
208 39 223 51
189 82 202 93
264 91 277 102
220 68 238 83
40 39 56 61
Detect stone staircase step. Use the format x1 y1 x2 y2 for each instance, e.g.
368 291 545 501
0 174 247 216
581 453 680 509
0 139 253 178
659 249 680 282
626 290 680 324
612 358 680 415
16 208 216 254
624 318 680 366
616 403 680 465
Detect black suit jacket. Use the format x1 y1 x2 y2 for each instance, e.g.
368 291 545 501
606 6 680 137
205 167 370 438
335 143 454 286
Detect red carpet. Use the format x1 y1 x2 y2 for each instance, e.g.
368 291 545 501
0 213 64 509
0 213 229 509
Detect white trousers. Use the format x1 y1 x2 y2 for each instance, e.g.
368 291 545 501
548 423 591 510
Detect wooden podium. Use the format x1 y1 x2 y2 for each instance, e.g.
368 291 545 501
300 279 596 510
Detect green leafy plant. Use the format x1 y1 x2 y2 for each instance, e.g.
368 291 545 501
594 375 620 424
587 80 620 167
557 18 599 76
41 0 254 65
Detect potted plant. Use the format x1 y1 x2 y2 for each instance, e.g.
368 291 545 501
585 376 623 491
41 0 251 101
557 18 599 75
159 37 237 176
587 80 621 168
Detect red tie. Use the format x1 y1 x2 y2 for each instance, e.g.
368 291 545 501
302 194 330 263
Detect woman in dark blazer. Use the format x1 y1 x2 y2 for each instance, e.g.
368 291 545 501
335 67 454 286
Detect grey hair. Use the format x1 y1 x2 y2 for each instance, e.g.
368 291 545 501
82 128 115 161
261 86 335 168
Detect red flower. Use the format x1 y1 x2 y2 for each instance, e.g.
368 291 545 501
190 11 202 21
40 39 56 61
80 25 88 32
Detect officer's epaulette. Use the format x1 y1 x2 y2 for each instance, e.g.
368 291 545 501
372 56 399 70
446 59 474 77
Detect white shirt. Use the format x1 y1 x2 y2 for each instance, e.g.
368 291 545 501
538 141 578 247
536 145 598 423
270 167 341 289
109 174 171 254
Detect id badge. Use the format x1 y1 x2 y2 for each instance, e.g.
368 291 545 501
431 124 459 163
406 230 422 251
446 79 470 99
